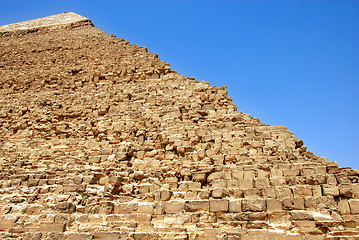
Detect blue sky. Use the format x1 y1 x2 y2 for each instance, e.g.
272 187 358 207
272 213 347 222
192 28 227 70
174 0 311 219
1 0 358 169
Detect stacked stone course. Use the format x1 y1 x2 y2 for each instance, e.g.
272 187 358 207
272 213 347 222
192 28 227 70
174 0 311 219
0 12 358 239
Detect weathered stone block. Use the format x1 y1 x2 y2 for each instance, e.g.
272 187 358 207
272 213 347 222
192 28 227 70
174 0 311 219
254 178 270 189
207 172 223 181
338 198 350 215
160 190 172 201
282 197 305 210
39 223 66 232
192 172 207 182
323 186 339 197
114 202 138 214
93 233 123 240
266 199 282 211
290 210 314 220
292 185 313 197
242 199 266 212
136 213 152 222
349 199 359 214
232 170 244 180
186 200 209 212
283 169 300 177
212 188 226 198
229 200 242 213
163 201 185 214
209 199 229 212
138 203 153 214
0 215 18 231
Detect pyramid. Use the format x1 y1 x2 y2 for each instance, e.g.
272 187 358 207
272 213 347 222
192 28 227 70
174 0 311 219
0 12 358 240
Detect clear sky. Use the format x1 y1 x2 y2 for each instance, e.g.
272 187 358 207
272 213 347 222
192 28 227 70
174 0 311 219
1 0 358 170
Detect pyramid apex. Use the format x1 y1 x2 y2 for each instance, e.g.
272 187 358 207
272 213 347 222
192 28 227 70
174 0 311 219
0 12 92 34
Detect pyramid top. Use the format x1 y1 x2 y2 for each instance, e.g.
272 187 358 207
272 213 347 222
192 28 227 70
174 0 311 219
0 12 92 33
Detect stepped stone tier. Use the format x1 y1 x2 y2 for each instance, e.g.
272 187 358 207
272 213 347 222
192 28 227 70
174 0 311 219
0 12 358 240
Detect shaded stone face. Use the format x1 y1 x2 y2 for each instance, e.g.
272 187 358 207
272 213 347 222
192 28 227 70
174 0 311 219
0 12 358 240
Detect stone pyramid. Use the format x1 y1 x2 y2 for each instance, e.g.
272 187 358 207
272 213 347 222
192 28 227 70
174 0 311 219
0 12 358 240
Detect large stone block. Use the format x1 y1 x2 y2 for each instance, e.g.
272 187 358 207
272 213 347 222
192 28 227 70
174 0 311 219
282 197 305 210
229 200 242 213
338 198 351 215
254 178 270 189
114 202 138 214
266 199 282 211
163 201 185 214
323 186 339 197
209 199 229 213
39 223 66 232
93 233 123 240
0 215 18 231
242 199 266 212
186 200 209 212
349 199 359 214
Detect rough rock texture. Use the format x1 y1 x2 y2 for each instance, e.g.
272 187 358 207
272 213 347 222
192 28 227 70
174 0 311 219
0 12 358 240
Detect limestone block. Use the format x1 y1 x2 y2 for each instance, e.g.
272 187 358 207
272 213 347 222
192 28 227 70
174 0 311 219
275 187 293 199
98 201 114 214
301 168 316 176
93 233 123 240
136 213 152 222
326 174 337 185
160 190 172 201
163 200 185 214
39 223 66 232
209 199 229 213
0 215 18 231
133 233 159 240
212 188 227 198
242 199 266 212
211 155 224 164
207 172 223 181
257 170 269 178
179 181 201 191
188 181 202 190
349 199 359 214
114 202 138 214
192 172 207 182
243 171 255 179
229 200 242 213
268 213 291 229
198 190 211 199
63 184 84 193
266 199 282 211
292 185 313 197
283 169 300 177
248 212 267 221
323 186 339 197
282 197 305 210
54 202 76 213
66 233 93 240
211 180 227 188
237 179 253 189
232 170 244 180
338 198 351 215
270 177 286 186
312 185 322 197
186 200 209 212
290 210 314 220
227 180 240 189
153 202 164 215
339 185 353 197
270 169 283 177
254 178 270 189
